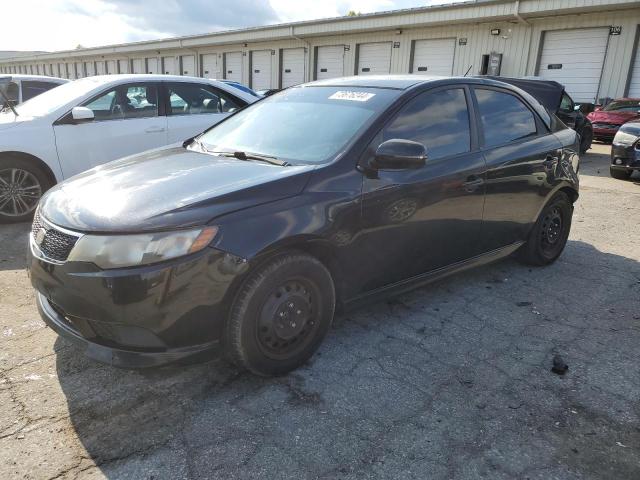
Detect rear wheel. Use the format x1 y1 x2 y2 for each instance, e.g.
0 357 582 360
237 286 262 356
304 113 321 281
610 167 632 180
579 128 592 154
518 192 572 266
0 157 52 224
226 252 335 376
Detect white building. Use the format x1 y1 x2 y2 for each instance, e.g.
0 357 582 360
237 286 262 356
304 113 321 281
2 0 640 102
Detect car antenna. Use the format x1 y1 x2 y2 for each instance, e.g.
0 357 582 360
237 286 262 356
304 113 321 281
463 65 473 77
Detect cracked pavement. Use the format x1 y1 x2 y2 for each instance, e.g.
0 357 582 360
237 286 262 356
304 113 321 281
1 144 639 479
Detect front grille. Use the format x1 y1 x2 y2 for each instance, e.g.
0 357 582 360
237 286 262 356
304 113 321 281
32 211 79 262
593 123 619 130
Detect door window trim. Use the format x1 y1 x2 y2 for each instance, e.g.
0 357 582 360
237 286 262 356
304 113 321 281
470 85 550 150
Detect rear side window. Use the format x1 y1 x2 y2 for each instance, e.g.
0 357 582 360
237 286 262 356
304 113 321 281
83 84 158 121
22 81 60 102
167 83 242 116
475 89 537 148
383 88 471 160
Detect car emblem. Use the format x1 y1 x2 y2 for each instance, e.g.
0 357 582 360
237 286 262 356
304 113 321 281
35 228 46 246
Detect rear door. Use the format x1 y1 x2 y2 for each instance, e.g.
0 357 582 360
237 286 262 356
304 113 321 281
164 82 245 143
359 86 486 292
53 82 167 178
472 86 563 251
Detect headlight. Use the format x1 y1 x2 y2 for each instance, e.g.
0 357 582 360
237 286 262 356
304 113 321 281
613 130 639 147
67 226 218 269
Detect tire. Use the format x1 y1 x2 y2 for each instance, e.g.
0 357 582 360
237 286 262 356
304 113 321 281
518 192 572 266
610 167 632 180
579 128 592 154
226 252 336 376
0 157 53 224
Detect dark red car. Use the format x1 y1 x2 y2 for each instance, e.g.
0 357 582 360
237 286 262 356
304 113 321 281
587 98 640 141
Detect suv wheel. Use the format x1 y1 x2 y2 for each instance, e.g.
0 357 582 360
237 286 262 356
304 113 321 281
518 192 572 266
226 252 335 376
610 167 632 180
0 157 52 224
579 128 592 154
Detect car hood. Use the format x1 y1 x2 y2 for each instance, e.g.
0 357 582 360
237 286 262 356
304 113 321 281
39 146 315 233
588 110 639 124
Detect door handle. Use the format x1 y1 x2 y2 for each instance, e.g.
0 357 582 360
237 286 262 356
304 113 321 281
145 127 165 133
462 175 484 193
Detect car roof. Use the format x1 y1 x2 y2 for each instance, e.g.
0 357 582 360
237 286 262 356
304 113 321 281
0 74 68 83
306 75 443 89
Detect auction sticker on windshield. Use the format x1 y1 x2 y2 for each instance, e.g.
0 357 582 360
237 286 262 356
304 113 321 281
329 91 376 102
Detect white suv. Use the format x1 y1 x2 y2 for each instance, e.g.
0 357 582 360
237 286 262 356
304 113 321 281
0 74 258 222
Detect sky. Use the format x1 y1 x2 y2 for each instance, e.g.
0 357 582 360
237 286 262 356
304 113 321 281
3 0 466 52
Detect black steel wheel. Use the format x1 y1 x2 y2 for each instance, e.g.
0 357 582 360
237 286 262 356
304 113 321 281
0 157 52 224
226 252 335 376
518 192 572 266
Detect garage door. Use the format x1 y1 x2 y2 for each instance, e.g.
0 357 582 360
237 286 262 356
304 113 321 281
412 38 455 76
106 60 116 74
118 60 130 74
251 50 272 90
85 62 95 76
537 28 609 103
162 56 176 75
316 45 345 80
357 42 392 75
281 48 305 87
96 61 105 75
132 59 144 74
181 55 196 76
224 52 242 83
146 57 159 74
628 44 640 97
74 62 83 78
202 54 217 79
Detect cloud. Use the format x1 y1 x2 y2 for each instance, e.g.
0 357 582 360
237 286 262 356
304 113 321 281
2 0 466 52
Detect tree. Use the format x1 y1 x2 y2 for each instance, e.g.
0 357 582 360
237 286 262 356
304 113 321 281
346 10 361 16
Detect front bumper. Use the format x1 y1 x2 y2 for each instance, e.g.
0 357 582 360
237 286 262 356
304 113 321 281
29 241 248 368
611 143 640 171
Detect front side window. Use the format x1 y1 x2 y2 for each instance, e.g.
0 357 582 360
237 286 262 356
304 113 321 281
559 93 574 113
83 84 158 121
475 89 537 148
22 81 61 102
382 88 471 160
167 83 242 115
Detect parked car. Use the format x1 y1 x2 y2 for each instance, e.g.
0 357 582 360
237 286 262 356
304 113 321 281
0 74 257 222
587 98 640 142
28 76 579 376
487 76 593 153
220 80 261 98
610 119 640 180
0 75 69 110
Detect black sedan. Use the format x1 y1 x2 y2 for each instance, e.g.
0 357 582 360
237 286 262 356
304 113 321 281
28 76 580 376
611 120 640 180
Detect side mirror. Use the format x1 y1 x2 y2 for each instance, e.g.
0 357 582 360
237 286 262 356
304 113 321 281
573 105 580 111
71 106 94 122
370 139 427 170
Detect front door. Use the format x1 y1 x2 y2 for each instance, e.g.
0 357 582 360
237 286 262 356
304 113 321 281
53 83 167 178
358 86 486 293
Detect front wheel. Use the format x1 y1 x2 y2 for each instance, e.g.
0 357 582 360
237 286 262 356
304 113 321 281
0 157 52 224
226 252 335 376
579 128 592 154
518 192 572 266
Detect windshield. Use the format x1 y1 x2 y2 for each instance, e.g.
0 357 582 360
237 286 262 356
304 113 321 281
8 78 101 117
602 100 640 112
198 86 398 164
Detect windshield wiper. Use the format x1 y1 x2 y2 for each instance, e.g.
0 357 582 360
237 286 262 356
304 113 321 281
0 91 18 117
204 148 290 166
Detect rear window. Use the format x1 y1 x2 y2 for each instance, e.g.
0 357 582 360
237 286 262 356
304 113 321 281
22 81 62 102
